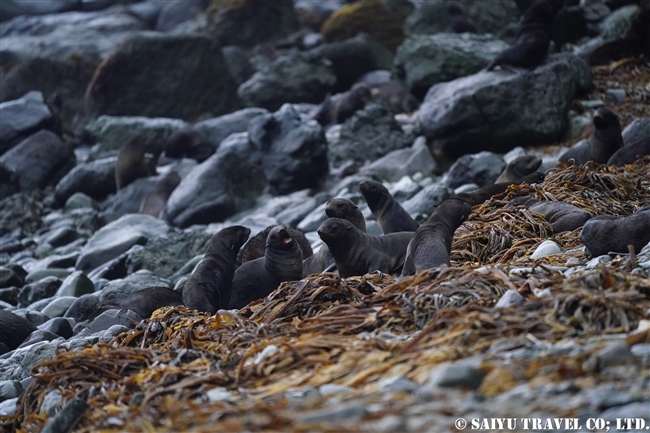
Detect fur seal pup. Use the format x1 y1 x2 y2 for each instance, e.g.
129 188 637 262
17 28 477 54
317 218 413 277
241 225 313 264
314 83 372 126
508 197 594 233
139 171 181 218
607 137 650 166
559 107 624 166
495 155 542 184
98 286 183 319
115 136 156 191
359 180 419 234
0 309 36 352
183 225 251 314
400 197 472 277
446 2 478 33
160 127 214 164
580 209 650 256
228 225 303 310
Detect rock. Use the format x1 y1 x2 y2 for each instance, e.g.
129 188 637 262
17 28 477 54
154 1 205 32
0 130 75 191
321 0 413 52
329 102 414 166
278 193 330 230
75 214 169 273
495 290 525 308
402 183 452 221
99 176 160 220
599 5 639 41
359 136 436 182
221 46 256 87
530 241 563 259
41 226 79 249
125 230 212 278
0 338 63 381
429 358 487 390
64 193 96 211
41 297 77 319
86 244 143 283
0 267 23 288
165 133 266 228
97 272 171 306
205 0 298 48
0 398 18 417
10 309 47 327
77 308 142 337
600 402 650 422
394 34 509 99
206 387 234 402
64 293 99 324
0 380 22 403
622 117 650 146
0 91 54 155
17 277 61 308
378 375 418 393
84 33 240 123
194 108 268 149
54 271 94 298
0 287 20 305
419 54 592 158
319 383 354 396
249 104 329 194
308 33 394 93
37 317 74 339
591 341 634 369
605 88 626 106
444 151 505 189
238 53 337 111
297 402 366 425
41 397 89 433
405 0 519 36
54 157 117 203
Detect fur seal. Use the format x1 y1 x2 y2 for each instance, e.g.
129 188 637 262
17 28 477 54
559 107 624 166
241 225 313 264
580 209 650 256
508 196 594 233
160 127 214 164
111 286 182 319
303 198 366 277
360 180 419 234
0 309 36 352
495 155 542 184
607 137 650 166
446 2 478 33
115 136 156 191
139 171 181 218
314 83 371 126
400 197 472 276
228 225 303 310
183 225 251 314
317 218 413 277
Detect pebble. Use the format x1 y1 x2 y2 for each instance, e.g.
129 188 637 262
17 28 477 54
378 375 418 393
41 389 63 417
41 296 77 318
206 387 233 402
297 402 367 425
0 380 22 402
586 255 613 268
41 397 89 433
54 271 94 298
605 88 625 106
319 384 354 396
426 358 487 390
630 343 650 358
530 240 563 259
0 397 18 416
495 290 525 308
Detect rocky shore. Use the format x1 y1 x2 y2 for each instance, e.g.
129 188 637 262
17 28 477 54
1 0 649 431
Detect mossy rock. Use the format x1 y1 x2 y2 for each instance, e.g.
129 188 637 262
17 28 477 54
321 0 414 52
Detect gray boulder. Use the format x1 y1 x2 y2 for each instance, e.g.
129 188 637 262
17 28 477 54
444 151 506 189
99 175 160 220
0 91 54 155
0 339 63 381
394 33 509 99
54 156 117 204
0 130 74 191
75 214 169 272
97 272 172 306
622 117 650 146
54 271 94 298
249 104 328 194
329 102 414 166
194 108 268 149
17 277 61 309
419 54 592 158
359 136 436 182
165 133 266 228
238 53 337 111
403 182 453 221
83 33 241 123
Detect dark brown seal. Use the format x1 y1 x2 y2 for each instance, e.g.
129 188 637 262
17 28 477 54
314 83 372 126
580 209 650 256
303 198 366 277
241 225 313 264
139 171 181 218
508 196 594 233
360 180 419 234
0 309 36 352
115 136 156 191
495 155 542 184
317 218 413 277
183 225 251 314
160 127 214 163
559 107 624 166
400 197 472 276
607 137 650 167
228 225 303 310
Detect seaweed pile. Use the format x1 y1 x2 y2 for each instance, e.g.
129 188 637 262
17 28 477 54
7 159 650 432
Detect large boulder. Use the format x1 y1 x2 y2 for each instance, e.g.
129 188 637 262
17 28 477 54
75 214 169 273
83 33 240 123
54 157 117 204
394 34 509 99
238 53 337 112
165 133 266 228
99 176 160 220
249 104 328 195
205 0 298 48
0 130 74 191
0 92 55 156
194 108 268 149
418 54 592 158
